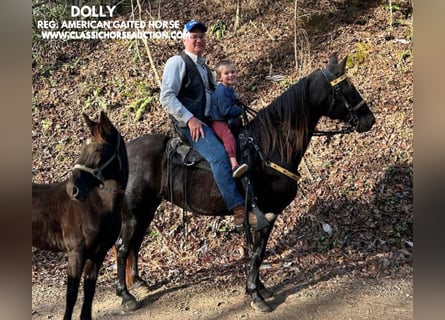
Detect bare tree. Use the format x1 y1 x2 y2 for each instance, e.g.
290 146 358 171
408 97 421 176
234 0 241 33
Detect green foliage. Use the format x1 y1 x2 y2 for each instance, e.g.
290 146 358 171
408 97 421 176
82 85 108 112
397 49 412 72
128 96 153 121
384 1 413 29
346 42 372 68
249 83 257 92
384 2 401 11
61 57 85 74
148 229 158 239
37 63 57 78
209 21 227 39
54 142 68 155
280 78 294 89
41 118 52 132
125 81 158 121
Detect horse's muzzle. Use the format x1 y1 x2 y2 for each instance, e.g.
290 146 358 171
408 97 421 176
356 112 376 133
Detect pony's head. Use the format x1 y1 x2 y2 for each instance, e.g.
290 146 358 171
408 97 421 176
310 52 375 133
66 111 125 201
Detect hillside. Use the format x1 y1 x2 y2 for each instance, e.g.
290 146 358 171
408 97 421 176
32 0 413 319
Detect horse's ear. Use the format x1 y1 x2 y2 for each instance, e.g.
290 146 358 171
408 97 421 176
328 52 339 66
339 55 348 72
99 111 113 134
82 113 96 133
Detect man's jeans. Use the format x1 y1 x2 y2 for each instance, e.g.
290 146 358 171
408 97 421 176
179 125 244 211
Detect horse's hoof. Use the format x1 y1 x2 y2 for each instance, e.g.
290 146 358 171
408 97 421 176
260 287 274 299
122 298 140 312
251 300 273 312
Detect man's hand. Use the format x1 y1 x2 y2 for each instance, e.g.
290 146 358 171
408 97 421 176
187 116 205 142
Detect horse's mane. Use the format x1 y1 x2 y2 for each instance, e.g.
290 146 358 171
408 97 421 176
249 77 310 163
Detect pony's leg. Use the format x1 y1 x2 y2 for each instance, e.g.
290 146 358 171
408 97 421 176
64 275 81 320
246 219 276 313
79 258 102 320
63 251 85 320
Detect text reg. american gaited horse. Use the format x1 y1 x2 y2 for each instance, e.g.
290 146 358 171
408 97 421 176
32 111 128 320
114 53 375 312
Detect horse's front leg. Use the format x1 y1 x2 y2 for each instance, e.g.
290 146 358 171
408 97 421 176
64 251 85 320
246 217 276 312
124 197 160 293
115 213 139 311
80 258 102 320
64 274 81 320
256 219 276 299
126 229 151 292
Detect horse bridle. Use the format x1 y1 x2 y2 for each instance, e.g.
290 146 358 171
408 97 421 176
73 135 123 186
321 68 367 133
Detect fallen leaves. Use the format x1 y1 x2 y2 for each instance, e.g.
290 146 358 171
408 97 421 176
32 0 412 294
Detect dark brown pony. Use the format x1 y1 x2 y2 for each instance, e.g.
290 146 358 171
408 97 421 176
115 53 375 312
32 112 128 320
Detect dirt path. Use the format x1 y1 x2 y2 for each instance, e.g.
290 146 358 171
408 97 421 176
32 274 412 320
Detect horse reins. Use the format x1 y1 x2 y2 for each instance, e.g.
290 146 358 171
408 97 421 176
73 135 125 194
240 133 301 182
241 105 302 182
265 160 301 182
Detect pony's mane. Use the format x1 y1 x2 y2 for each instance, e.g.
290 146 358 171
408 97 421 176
249 77 310 163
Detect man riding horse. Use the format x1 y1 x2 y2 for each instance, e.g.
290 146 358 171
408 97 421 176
159 20 276 230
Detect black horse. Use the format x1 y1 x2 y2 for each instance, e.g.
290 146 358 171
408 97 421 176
114 53 375 312
32 112 128 320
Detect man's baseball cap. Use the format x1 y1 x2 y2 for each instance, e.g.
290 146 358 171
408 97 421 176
184 20 207 33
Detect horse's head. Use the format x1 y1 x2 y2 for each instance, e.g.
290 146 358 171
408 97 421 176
311 53 375 133
66 111 125 201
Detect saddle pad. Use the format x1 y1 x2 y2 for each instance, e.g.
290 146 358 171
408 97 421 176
166 137 211 171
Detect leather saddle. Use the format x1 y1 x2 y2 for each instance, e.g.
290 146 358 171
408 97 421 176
166 116 244 172
165 137 211 172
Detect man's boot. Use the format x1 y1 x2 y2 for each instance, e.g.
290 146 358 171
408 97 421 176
233 205 258 229
233 206 278 231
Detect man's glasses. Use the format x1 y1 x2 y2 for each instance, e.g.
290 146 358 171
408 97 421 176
188 34 206 40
